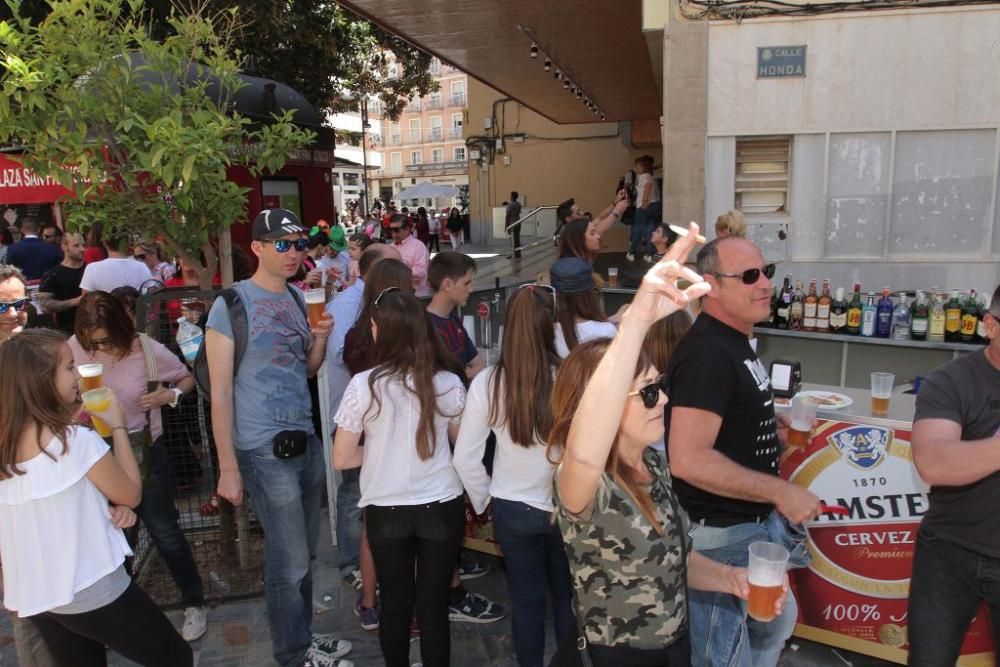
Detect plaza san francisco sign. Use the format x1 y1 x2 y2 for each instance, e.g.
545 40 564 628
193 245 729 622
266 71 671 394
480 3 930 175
757 45 807 78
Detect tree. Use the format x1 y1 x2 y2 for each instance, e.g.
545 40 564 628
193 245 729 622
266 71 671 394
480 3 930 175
0 0 314 288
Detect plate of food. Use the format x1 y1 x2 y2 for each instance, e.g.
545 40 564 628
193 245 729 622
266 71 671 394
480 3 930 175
795 390 853 409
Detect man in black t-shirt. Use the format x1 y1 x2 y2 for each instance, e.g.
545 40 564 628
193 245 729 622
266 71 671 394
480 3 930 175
665 236 821 667
38 232 86 334
908 283 1000 665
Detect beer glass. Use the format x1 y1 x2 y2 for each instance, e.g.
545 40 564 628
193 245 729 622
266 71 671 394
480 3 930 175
81 387 113 438
607 267 619 287
305 289 326 329
787 395 818 448
870 372 895 417
78 363 103 392
747 541 789 622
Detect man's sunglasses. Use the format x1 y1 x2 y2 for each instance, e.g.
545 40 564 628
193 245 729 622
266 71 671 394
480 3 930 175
628 375 669 409
0 298 28 314
260 238 308 253
712 263 776 285
374 286 401 308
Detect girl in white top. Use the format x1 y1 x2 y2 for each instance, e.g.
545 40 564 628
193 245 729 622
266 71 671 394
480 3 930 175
0 329 192 666
453 284 575 667
333 288 467 667
549 257 617 358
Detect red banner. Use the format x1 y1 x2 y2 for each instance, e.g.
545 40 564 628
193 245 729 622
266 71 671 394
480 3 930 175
0 154 75 205
782 420 994 664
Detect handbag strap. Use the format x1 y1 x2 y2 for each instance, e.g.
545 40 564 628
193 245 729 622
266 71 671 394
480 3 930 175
137 333 159 430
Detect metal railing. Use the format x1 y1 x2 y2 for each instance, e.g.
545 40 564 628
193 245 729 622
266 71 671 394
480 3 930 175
505 205 560 259
425 97 443 110
448 94 467 107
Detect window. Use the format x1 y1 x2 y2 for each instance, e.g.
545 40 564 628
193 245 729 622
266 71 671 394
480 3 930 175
735 136 790 214
430 59 440 75
429 116 443 141
410 150 423 165
824 133 891 257
454 147 466 161
427 93 442 110
390 152 402 175
431 149 444 163
451 113 464 139
388 121 401 146
408 119 421 144
450 81 466 107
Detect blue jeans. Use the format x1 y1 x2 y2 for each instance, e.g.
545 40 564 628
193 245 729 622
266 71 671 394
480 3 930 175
687 512 800 667
236 435 325 667
335 466 362 577
137 439 204 608
628 203 660 257
492 499 575 667
908 525 1000 665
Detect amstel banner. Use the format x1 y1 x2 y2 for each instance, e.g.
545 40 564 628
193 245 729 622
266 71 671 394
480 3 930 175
781 419 995 665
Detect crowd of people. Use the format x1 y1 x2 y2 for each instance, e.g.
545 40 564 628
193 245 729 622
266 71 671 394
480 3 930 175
0 197 996 667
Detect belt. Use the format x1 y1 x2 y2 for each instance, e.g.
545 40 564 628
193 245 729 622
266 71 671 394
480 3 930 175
696 514 767 528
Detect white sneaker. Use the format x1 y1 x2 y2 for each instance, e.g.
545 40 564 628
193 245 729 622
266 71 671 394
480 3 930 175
625 253 635 262
311 634 352 658
181 606 207 642
643 254 653 263
304 647 354 667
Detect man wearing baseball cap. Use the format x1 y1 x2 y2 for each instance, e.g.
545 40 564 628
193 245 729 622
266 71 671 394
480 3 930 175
205 209 353 667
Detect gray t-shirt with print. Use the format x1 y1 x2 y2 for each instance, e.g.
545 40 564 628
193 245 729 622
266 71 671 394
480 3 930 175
206 280 313 451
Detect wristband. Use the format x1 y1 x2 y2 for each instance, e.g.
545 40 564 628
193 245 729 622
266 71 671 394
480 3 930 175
111 425 128 434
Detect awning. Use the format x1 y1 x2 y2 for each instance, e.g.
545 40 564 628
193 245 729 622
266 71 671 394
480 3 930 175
0 154 74 205
395 182 459 200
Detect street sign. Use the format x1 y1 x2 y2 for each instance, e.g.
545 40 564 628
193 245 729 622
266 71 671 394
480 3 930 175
477 302 490 319
757 46 807 79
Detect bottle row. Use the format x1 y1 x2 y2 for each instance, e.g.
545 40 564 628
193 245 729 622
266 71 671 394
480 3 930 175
762 277 991 344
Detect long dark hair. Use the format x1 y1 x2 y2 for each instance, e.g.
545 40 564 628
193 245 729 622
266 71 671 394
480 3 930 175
0 329 74 479
366 291 464 460
75 291 137 359
344 259 413 373
558 218 595 262
547 338 663 534
489 286 559 447
556 289 608 352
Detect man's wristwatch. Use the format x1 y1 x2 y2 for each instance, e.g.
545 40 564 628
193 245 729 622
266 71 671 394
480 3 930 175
167 387 183 408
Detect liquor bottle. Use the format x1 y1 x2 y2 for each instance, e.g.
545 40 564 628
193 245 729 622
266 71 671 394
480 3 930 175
977 291 992 343
829 287 848 334
944 290 963 342
861 293 878 337
876 287 894 338
960 289 979 342
763 286 777 327
929 291 946 342
775 275 793 330
803 279 818 332
816 279 832 333
789 280 804 331
891 294 911 340
910 291 929 341
846 283 863 335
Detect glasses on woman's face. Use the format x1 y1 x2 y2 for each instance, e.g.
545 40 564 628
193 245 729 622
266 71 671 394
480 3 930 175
134 253 147 260
712 263 776 286
88 337 115 350
261 238 309 253
0 298 28 314
374 286 401 308
628 375 668 409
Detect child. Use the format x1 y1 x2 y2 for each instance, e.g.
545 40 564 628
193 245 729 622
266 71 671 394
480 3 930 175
627 155 662 263
426 251 485 381
649 223 676 263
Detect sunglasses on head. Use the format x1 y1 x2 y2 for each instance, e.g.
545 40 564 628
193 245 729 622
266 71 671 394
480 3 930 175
0 298 28 314
134 253 147 260
374 286 401 308
516 282 557 312
628 375 668 409
261 238 308 253
712 263 776 285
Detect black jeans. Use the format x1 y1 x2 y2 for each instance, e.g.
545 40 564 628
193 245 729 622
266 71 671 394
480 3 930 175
549 632 690 667
511 225 521 258
428 234 441 253
908 526 1000 665
365 496 465 667
30 580 193 666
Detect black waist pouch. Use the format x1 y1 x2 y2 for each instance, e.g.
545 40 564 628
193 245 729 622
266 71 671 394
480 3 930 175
273 430 308 459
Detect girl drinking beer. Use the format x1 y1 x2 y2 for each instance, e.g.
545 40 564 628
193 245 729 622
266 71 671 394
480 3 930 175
547 224 785 666
0 329 192 665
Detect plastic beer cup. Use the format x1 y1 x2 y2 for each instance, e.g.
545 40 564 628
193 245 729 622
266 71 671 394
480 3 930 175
78 363 103 393
305 289 326 329
607 267 619 287
81 387 113 438
787 395 818 448
747 541 789 622
870 372 895 417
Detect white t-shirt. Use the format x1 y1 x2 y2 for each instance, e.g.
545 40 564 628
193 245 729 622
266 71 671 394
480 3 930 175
636 172 660 208
80 257 152 293
335 369 466 507
454 367 559 514
554 320 618 358
0 427 132 616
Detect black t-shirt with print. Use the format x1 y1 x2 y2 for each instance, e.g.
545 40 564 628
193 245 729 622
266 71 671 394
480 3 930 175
663 312 780 522
39 264 85 334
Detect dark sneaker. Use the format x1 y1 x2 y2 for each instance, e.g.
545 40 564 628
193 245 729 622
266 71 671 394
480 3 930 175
448 591 505 624
457 557 489 581
354 596 380 631
303 647 353 667
311 634 352 658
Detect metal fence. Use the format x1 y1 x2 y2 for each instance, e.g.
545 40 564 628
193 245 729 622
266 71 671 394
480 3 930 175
134 286 265 607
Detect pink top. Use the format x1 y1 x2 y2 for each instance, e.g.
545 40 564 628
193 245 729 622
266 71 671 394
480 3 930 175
396 235 431 298
67 336 190 441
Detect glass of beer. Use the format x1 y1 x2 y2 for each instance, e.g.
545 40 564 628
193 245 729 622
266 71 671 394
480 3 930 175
78 363 103 392
787 396 818 448
81 387 113 438
870 372 895 417
304 289 326 329
607 267 619 287
748 541 789 622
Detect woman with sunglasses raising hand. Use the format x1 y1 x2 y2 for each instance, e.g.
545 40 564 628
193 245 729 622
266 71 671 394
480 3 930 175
546 224 784 667
333 289 467 667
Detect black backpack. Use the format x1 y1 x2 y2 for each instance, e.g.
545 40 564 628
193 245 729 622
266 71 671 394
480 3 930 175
193 285 307 400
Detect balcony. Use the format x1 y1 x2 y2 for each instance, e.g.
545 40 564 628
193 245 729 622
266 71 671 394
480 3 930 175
387 134 402 146
407 131 422 144
425 128 444 143
405 100 422 113
448 93 467 108
404 160 467 176
425 97 443 111
449 127 463 140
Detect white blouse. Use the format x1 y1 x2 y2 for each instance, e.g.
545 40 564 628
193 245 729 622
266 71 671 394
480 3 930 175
335 369 466 508
453 367 559 514
554 320 618 358
0 427 132 617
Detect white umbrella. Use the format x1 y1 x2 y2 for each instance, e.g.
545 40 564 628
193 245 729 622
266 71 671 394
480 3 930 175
395 181 459 200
